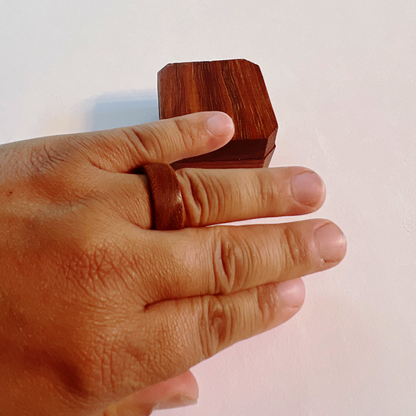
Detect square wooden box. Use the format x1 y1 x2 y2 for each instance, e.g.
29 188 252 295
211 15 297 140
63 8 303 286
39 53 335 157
158 59 278 169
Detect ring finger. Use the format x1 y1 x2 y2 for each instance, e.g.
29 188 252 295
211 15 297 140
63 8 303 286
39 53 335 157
121 218 346 304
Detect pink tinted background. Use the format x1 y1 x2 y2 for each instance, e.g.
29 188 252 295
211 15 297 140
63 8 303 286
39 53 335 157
1 1 415 415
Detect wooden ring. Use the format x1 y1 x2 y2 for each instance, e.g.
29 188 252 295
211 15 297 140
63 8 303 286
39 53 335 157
140 163 185 230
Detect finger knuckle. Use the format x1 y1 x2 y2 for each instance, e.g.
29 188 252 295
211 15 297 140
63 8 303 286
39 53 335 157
211 230 247 295
178 169 219 225
125 117 196 163
126 125 164 162
198 296 231 359
258 174 278 211
255 285 280 326
172 117 197 153
282 227 307 269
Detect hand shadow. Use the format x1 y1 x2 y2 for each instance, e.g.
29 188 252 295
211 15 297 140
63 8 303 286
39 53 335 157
85 90 159 132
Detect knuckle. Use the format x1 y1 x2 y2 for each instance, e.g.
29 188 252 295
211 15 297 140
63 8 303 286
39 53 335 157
257 174 278 211
211 230 247 295
126 116 196 163
126 124 165 162
198 296 231 359
255 285 280 327
281 227 307 269
178 169 218 225
172 117 197 153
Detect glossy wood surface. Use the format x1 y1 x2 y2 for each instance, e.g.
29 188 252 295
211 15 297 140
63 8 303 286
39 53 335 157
140 163 185 230
158 59 278 169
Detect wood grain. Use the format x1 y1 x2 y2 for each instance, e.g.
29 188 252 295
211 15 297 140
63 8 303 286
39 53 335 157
140 163 184 230
158 59 278 169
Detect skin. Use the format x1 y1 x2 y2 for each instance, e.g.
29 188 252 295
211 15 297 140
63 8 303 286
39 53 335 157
0 112 346 416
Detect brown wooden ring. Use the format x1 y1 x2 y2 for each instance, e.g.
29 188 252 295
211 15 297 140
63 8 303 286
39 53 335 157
140 163 185 230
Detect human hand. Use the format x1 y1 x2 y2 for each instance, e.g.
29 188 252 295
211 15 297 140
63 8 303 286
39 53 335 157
0 112 346 415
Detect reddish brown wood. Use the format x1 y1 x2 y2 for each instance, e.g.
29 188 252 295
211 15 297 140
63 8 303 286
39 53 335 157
158 59 278 169
140 163 184 230
171 145 276 170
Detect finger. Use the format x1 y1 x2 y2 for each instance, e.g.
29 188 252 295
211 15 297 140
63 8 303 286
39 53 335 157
178 166 326 225
140 279 305 382
75 112 234 172
126 219 346 304
102 371 198 416
99 166 325 229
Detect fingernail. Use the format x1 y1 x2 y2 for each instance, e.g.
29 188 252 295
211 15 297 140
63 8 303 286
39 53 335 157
314 223 347 263
206 113 234 137
291 171 324 206
277 279 305 307
154 396 197 410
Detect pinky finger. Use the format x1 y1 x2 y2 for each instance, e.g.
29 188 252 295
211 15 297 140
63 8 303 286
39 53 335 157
101 371 198 416
145 279 305 374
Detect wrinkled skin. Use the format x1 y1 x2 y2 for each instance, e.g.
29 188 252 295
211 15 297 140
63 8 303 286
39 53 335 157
0 112 346 415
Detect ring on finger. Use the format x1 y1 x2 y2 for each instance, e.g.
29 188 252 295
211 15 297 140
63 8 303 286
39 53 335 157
140 163 185 230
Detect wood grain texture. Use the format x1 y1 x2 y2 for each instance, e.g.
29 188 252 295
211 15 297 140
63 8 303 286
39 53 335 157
158 59 278 169
140 163 185 230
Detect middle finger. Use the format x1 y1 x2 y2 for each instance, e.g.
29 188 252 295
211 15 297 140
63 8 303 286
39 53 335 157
98 166 325 228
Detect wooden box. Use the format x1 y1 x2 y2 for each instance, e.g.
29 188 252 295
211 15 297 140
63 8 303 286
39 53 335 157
157 59 278 169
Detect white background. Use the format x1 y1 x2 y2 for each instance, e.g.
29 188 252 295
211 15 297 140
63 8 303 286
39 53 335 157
1 1 415 415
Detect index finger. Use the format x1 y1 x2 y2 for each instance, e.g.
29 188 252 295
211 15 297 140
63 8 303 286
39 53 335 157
74 112 234 172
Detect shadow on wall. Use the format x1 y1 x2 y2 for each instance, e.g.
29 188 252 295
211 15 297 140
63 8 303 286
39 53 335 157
83 90 159 132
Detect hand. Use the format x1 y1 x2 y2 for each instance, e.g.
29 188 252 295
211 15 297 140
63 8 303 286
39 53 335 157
0 112 346 416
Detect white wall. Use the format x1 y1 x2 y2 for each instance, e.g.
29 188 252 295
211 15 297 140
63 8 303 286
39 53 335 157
1 1 415 415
